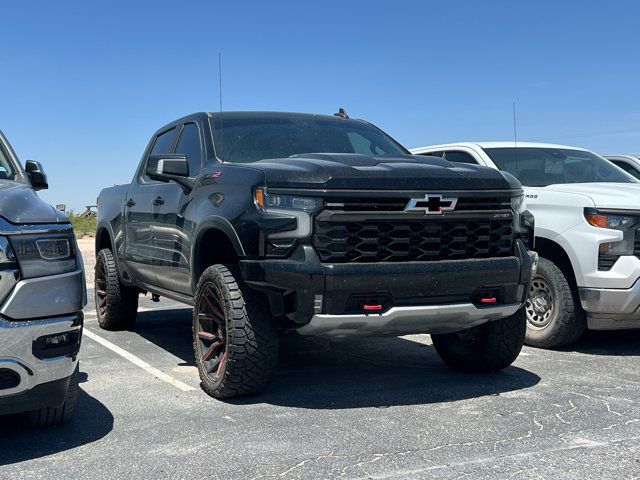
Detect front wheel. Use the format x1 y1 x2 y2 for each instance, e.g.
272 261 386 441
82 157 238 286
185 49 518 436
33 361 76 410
524 257 586 348
95 249 138 330
432 309 526 372
192 265 279 399
24 364 79 426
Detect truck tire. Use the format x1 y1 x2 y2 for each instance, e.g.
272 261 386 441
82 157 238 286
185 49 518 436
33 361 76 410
192 264 279 399
95 248 138 330
24 364 79 426
432 308 526 372
524 257 586 348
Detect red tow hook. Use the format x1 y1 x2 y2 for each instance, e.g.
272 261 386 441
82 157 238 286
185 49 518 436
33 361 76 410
480 297 497 304
362 304 383 312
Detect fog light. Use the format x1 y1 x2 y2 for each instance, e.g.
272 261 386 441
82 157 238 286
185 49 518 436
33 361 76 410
33 330 81 359
46 334 69 345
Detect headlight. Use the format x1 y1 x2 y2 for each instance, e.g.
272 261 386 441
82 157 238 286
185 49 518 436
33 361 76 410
9 232 78 278
584 208 640 270
511 193 525 213
254 187 322 242
254 188 322 213
0 237 17 266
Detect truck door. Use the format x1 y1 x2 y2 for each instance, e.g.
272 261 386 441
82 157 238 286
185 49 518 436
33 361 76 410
124 126 178 287
152 122 203 295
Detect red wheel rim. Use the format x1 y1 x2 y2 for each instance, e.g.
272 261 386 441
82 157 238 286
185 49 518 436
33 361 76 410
196 284 227 379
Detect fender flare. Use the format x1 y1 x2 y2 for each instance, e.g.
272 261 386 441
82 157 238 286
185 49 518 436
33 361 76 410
191 216 246 289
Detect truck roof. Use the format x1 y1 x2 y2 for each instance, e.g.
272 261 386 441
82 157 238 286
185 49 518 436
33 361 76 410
413 141 591 152
205 110 369 123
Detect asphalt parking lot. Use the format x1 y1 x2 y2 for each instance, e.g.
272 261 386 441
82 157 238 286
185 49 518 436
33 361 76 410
1 239 639 479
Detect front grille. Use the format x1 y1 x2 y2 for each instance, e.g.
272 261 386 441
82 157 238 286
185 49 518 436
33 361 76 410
0 369 20 390
324 196 512 212
314 218 514 263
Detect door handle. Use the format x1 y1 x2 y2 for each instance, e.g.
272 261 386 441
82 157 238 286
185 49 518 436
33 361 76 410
153 196 165 206
126 199 135 207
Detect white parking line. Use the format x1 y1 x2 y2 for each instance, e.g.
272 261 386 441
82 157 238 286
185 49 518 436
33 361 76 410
83 329 197 392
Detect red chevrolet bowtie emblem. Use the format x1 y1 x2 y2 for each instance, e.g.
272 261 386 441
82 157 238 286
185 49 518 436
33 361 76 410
405 194 458 214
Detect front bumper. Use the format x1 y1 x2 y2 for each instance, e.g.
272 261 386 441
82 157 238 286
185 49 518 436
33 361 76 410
241 240 535 337
0 262 86 414
579 281 640 330
0 313 82 414
0 268 85 320
297 303 521 338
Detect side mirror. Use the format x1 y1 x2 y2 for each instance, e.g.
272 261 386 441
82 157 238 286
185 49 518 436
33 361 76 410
25 160 48 190
145 154 193 193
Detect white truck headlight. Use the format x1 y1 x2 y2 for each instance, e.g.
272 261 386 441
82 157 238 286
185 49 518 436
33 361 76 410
584 208 640 270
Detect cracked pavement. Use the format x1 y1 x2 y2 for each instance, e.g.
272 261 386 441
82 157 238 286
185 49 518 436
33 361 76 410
0 240 639 479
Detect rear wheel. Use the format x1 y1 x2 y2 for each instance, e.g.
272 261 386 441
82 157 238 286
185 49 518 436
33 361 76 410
95 248 138 330
24 364 79 426
193 264 278 399
432 309 526 372
524 257 586 348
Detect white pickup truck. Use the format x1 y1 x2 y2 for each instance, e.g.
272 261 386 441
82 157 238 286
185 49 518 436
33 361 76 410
411 142 640 348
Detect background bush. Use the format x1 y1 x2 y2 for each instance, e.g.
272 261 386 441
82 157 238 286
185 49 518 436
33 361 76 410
67 212 96 237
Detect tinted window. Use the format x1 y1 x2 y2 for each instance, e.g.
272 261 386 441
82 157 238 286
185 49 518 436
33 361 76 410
0 146 16 180
611 160 640 180
175 123 202 176
443 151 478 164
483 147 637 187
422 151 444 158
151 127 177 155
211 114 408 163
144 127 177 181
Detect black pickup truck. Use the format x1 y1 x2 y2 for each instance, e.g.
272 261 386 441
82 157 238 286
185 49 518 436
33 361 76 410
96 111 537 398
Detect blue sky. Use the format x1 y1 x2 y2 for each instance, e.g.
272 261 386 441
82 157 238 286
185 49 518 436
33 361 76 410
1 0 639 210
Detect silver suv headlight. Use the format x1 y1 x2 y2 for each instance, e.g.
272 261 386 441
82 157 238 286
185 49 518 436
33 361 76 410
9 232 78 278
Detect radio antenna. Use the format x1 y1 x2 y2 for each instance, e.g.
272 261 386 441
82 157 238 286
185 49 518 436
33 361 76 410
512 101 518 170
512 101 518 146
218 52 224 162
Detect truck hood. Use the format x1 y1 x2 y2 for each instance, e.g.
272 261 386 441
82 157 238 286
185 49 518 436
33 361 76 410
542 183 640 209
0 181 68 224
250 153 519 190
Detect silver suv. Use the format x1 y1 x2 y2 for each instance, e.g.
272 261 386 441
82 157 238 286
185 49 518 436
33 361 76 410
0 131 86 425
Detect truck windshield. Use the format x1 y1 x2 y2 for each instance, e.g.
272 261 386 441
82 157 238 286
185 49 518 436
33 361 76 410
483 147 638 187
211 113 409 162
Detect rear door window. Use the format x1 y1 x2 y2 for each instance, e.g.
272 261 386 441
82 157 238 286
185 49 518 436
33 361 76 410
611 160 640 180
442 151 478 164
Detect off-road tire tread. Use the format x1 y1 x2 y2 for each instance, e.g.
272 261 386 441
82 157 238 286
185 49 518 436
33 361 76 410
193 264 278 399
95 248 138 330
432 309 526 372
525 257 586 348
24 365 79 426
